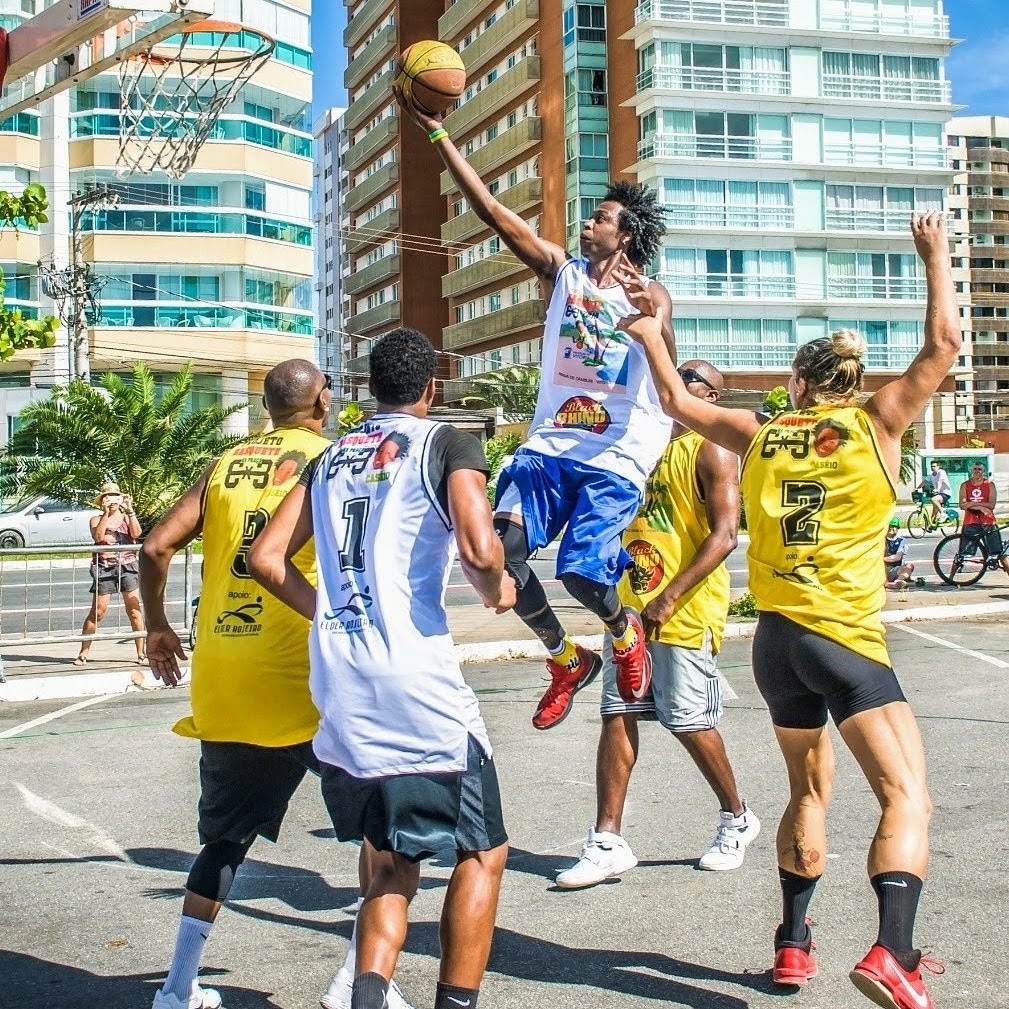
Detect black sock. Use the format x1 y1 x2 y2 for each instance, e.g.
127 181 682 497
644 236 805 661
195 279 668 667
871 871 923 971
778 868 821 944
434 983 479 1009
351 972 389 1009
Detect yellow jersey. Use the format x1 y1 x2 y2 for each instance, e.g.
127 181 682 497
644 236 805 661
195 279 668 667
619 430 731 652
740 405 895 666
174 425 331 747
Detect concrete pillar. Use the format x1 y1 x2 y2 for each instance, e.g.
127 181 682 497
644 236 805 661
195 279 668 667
221 369 250 436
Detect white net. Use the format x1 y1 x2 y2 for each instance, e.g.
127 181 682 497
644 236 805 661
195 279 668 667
116 20 274 180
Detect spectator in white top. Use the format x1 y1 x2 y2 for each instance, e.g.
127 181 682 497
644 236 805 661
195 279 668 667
917 461 951 524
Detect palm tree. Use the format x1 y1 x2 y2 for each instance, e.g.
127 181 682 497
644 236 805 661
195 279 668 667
3 363 245 527
461 364 541 422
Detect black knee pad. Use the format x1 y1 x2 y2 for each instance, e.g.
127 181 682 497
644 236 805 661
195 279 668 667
186 838 252 902
560 572 621 623
493 517 532 589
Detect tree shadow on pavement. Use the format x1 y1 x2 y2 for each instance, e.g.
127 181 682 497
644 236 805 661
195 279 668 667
0 951 281 1009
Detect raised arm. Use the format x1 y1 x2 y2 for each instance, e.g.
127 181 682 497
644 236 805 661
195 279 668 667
396 89 566 284
865 213 961 470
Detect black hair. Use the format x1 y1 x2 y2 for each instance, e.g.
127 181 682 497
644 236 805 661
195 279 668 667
369 327 438 407
604 180 666 267
263 359 322 417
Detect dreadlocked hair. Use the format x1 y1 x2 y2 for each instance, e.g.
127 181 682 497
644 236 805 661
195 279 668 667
604 180 666 268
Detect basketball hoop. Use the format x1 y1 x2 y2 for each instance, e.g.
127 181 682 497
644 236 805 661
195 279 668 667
116 19 275 179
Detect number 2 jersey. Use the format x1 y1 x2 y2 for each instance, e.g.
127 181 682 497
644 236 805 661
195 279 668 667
307 414 493 779
176 425 331 747
740 405 895 666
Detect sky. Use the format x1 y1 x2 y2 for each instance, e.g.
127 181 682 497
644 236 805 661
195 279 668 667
311 2 1009 119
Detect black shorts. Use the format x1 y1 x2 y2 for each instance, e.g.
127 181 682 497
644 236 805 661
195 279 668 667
91 562 139 596
320 736 508 863
962 524 1002 556
752 612 906 730
197 740 319 845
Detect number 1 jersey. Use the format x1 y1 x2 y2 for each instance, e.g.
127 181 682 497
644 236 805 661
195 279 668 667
307 414 493 779
740 406 896 666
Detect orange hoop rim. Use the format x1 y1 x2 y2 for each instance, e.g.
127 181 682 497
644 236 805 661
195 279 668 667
126 19 276 68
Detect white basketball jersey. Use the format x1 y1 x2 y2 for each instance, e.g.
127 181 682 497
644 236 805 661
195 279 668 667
308 413 491 778
521 258 672 490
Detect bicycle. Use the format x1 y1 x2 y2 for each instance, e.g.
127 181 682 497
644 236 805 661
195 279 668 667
905 490 959 538
932 525 1009 586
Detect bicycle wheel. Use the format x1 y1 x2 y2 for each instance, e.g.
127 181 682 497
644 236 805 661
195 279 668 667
906 509 926 539
933 534 987 586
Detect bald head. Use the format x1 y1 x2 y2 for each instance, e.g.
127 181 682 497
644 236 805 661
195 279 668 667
679 359 723 399
263 359 328 424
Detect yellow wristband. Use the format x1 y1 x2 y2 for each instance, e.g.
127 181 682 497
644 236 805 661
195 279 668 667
428 128 448 144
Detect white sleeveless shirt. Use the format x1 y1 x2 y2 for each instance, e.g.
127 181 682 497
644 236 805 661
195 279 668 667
521 258 672 490
308 414 492 778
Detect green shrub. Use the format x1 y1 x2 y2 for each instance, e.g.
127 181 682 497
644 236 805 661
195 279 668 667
727 592 758 618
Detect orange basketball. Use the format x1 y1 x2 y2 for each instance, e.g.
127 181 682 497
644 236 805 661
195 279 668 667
395 40 466 116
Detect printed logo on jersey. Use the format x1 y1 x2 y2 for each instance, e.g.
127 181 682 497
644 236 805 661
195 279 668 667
326 425 411 482
552 291 630 393
215 598 265 636
368 432 411 482
771 557 821 587
640 475 675 533
272 450 309 486
223 435 287 489
320 588 375 633
627 539 664 594
812 418 849 459
554 396 611 434
760 414 850 470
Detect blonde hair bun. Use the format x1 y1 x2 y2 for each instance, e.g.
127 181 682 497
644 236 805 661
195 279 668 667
831 328 867 362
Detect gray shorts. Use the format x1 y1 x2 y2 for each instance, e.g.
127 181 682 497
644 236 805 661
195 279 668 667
600 631 722 732
90 562 139 596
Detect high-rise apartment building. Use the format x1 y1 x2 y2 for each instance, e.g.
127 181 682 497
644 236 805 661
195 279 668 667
0 0 314 442
948 116 1009 432
315 106 348 381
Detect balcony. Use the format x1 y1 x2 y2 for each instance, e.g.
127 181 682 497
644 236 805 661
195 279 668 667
345 162 399 214
83 208 312 245
657 272 796 298
443 56 540 139
345 69 397 133
826 277 927 301
819 11 950 38
439 0 485 41
348 299 401 334
442 177 542 245
822 74 952 105
344 0 393 49
823 143 948 170
638 65 790 97
639 133 792 162
345 23 397 91
98 304 313 335
442 251 525 299
443 298 546 351
344 253 400 296
345 207 400 254
971 269 1009 285
441 117 541 195
635 0 788 28
344 352 371 376
665 204 794 230
459 0 538 77
677 342 797 369
345 116 398 173
825 208 929 233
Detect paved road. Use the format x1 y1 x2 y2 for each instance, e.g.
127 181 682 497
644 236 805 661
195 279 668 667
1 616 1005 1008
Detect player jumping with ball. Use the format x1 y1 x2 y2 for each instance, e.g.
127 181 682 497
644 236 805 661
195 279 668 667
398 86 677 731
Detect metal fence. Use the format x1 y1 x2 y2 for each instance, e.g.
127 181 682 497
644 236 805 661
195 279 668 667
0 543 197 682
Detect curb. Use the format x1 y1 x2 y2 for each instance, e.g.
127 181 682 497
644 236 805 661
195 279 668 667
4 600 1009 704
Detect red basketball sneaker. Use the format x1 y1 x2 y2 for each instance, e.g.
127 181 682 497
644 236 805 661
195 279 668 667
850 944 944 1009
613 609 651 702
533 645 602 730
772 924 818 986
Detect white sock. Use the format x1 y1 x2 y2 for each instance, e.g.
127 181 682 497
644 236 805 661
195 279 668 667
342 898 363 975
162 915 213 1000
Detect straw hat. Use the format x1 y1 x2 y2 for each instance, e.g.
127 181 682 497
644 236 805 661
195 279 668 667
93 481 122 507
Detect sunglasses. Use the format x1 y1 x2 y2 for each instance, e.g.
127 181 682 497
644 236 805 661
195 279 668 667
678 366 716 392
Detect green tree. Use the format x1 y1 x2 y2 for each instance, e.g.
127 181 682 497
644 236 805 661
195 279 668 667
483 432 520 503
0 183 60 361
3 363 245 527
900 427 918 486
461 365 540 422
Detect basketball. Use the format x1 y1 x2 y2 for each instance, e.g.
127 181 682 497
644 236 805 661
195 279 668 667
395 40 466 116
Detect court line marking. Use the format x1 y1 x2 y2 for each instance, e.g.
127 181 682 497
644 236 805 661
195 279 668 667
0 693 115 739
894 623 1009 669
16 783 131 862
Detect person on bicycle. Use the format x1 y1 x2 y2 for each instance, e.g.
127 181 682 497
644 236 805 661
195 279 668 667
918 461 951 524
884 517 915 590
960 463 1009 575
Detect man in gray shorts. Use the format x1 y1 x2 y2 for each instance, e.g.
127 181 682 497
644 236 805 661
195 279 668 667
556 361 759 888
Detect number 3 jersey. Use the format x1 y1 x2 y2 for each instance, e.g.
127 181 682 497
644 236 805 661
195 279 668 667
307 414 493 779
740 406 895 666
177 425 331 747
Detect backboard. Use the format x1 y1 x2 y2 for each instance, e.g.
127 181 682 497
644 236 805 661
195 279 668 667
0 0 214 119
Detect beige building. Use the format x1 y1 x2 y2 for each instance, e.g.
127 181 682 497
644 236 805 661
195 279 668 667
0 0 315 441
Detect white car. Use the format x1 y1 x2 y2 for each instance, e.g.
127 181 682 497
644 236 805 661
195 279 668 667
0 497 101 549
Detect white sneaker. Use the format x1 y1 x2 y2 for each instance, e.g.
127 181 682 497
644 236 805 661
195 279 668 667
319 966 415 1009
152 982 222 1009
554 829 637 889
698 806 761 871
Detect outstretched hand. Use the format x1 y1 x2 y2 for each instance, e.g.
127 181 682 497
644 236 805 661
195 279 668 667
911 211 948 264
613 254 659 318
393 73 445 134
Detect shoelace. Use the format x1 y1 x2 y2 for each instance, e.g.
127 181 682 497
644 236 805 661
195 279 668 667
710 821 744 852
919 954 945 976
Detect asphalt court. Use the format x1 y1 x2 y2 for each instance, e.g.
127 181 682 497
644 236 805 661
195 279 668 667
1 618 1006 1009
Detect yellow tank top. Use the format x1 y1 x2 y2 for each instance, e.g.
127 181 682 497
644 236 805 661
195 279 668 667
740 405 895 666
174 425 331 746
619 430 731 652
